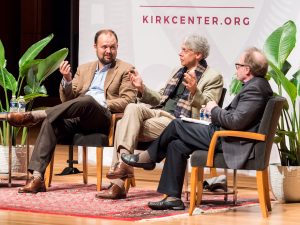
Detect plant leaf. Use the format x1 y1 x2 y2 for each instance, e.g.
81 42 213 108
229 77 242 95
24 85 33 95
269 61 297 102
36 48 68 82
292 69 300 96
263 20 296 70
0 40 5 68
0 68 17 93
26 66 38 88
19 34 54 71
23 93 48 103
19 59 42 77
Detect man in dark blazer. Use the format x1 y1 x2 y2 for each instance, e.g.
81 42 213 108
121 47 273 210
6 29 137 193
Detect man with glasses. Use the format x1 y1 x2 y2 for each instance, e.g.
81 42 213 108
96 34 223 199
121 47 273 210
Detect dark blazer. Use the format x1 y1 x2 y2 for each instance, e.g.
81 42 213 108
59 59 137 113
211 77 273 169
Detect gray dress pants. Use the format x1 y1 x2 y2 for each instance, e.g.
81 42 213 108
28 95 111 174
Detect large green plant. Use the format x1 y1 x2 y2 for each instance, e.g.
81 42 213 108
0 34 68 146
230 20 300 166
263 20 300 166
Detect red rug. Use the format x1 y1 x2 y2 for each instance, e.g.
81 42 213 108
0 182 261 221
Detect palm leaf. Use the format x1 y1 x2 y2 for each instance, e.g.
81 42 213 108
23 93 48 102
229 77 242 95
292 70 300 96
263 20 296 70
37 48 68 82
19 34 54 71
269 61 297 102
0 40 5 68
0 68 17 93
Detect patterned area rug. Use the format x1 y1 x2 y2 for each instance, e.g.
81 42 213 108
0 182 261 221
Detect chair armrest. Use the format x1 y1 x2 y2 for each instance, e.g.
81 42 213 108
206 130 266 167
108 113 124 146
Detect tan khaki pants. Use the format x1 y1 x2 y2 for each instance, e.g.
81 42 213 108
111 103 175 166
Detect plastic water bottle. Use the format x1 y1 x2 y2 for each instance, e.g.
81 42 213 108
10 95 18 112
18 96 26 112
205 112 211 122
199 105 205 121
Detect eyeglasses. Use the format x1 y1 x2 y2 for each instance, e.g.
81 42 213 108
180 47 194 54
235 63 249 69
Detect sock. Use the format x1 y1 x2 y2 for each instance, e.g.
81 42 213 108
120 148 130 155
33 170 43 180
111 178 125 188
137 150 152 163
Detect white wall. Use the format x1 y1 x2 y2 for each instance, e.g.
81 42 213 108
78 0 300 169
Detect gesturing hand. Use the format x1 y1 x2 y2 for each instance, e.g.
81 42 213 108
59 61 72 82
129 68 144 93
183 70 197 95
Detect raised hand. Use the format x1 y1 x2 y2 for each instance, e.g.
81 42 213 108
59 61 72 82
129 68 144 93
183 69 197 95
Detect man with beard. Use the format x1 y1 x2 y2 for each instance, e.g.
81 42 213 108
6 29 137 193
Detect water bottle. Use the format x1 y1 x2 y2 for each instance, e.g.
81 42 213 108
205 112 211 122
18 96 26 112
199 105 205 121
10 95 18 112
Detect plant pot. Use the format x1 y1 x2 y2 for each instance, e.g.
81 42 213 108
269 163 300 203
0 145 33 174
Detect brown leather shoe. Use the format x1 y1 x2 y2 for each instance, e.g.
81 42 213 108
18 176 46 194
7 112 42 127
106 162 134 179
95 183 126 199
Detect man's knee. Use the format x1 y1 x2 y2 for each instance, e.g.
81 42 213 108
124 103 139 114
77 95 96 106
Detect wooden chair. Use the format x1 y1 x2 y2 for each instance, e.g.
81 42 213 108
44 113 124 191
188 96 286 217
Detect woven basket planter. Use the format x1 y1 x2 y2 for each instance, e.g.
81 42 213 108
269 163 300 203
0 145 33 174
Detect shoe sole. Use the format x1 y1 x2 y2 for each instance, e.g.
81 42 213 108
95 194 127 200
149 205 185 210
106 173 134 179
18 188 46 194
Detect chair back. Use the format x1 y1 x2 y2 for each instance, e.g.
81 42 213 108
218 88 227 108
252 96 286 169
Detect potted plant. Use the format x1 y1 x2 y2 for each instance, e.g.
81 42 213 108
263 20 300 202
0 34 68 173
229 20 300 202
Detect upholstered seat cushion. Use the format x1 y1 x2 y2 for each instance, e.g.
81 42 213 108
190 150 228 168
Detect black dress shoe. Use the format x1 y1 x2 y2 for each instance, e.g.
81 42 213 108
121 153 156 170
148 197 185 210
